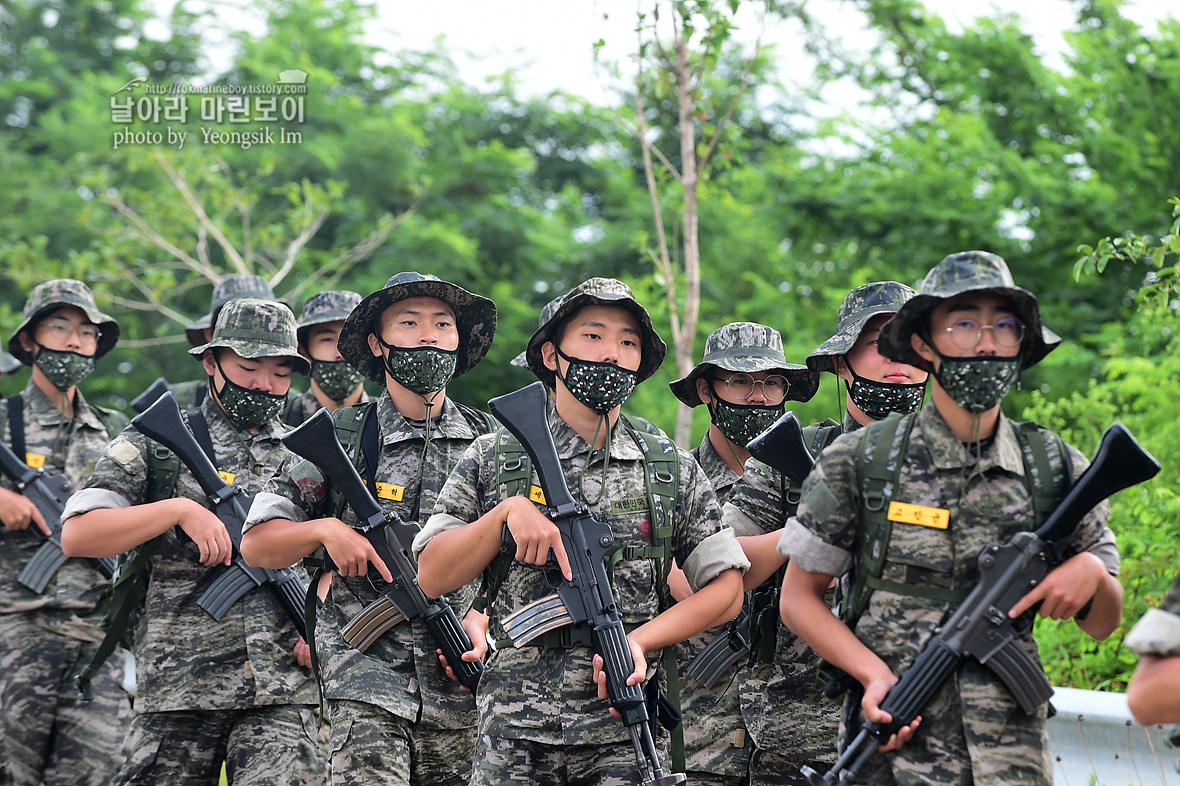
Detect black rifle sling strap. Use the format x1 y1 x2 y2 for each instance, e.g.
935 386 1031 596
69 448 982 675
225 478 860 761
6 394 25 461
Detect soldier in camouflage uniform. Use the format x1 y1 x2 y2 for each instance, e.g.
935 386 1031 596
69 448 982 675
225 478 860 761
1125 570 1180 725
0 280 132 786
170 274 282 409
413 277 750 786
286 290 369 426
240 272 497 786
779 251 1123 786
59 298 326 786
666 322 818 786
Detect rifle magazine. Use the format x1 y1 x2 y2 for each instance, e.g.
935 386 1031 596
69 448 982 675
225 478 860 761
17 542 70 594
341 597 407 652
501 593 574 646
979 637 1053 714
197 565 261 620
685 631 748 689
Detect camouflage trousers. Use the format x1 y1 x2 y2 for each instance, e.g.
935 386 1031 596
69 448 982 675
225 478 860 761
0 613 132 786
676 631 753 782
111 705 326 786
471 733 673 786
748 749 823 786
326 698 474 786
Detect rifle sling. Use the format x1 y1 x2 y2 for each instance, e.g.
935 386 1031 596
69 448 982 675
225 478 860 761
6 394 24 460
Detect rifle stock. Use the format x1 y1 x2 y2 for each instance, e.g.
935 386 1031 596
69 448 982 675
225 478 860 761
281 408 482 690
488 382 686 786
802 422 1160 786
132 392 307 639
746 411 814 487
130 377 170 414
0 432 116 592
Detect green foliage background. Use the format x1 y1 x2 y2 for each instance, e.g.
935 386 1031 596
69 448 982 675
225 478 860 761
2 0 1179 691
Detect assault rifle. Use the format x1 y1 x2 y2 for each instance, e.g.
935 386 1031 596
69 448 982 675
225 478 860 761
130 377 170 414
801 422 1160 786
686 412 814 687
280 408 483 690
132 392 307 639
0 438 116 593
488 382 686 786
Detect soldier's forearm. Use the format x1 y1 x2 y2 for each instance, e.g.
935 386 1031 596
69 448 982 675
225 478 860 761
240 517 323 569
632 567 744 652
61 498 193 557
1127 655 1180 726
416 502 512 598
738 530 788 590
1076 568 1123 641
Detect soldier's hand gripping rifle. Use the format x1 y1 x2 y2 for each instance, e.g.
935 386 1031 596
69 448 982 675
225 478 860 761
488 382 686 786
686 412 815 687
801 422 1160 786
132 392 307 639
0 438 117 593
280 408 483 690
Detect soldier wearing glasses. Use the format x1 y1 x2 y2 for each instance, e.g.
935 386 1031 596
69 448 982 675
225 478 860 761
0 279 132 786
779 252 1122 786
666 322 819 786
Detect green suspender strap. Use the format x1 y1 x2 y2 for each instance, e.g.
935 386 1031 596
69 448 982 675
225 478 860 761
1011 420 1071 527
76 439 180 699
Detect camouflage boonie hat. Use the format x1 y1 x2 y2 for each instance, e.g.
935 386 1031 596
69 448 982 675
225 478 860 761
188 297 310 374
7 279 121 365
296 290 362 347
0 351 22 374
337 272 496 385
185 274 277 346
510 294 564 369
806 281 916 375
669 322 818 407
878 251 1061 371
525 277 667 387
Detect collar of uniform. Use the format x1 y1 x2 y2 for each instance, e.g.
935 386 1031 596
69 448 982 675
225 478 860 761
547 398 645 462
917 404 1025 475
21 380 105 431
376 392 477 445
842 410 862 435
695 432 740 493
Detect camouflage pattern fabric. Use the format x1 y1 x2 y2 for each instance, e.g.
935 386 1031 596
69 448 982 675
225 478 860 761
414 396 749 755
60 397 318 714
188 298 310 375
778 404 1119 786
282 388 371 428
675 436 751 781
806 282 915 376
1125 570 1180 658
245 392 484 731
670 322 818 407
7 278 120 365
327 699 472 786
0 382 132 785
876 251 1062 372
185 274 277 346
296 290 362 343
523 277 667 387
337 272 496 385
470 733 671 786
110 705 324 786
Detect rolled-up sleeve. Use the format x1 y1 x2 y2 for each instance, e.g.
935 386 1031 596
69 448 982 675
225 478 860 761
681 528 750 592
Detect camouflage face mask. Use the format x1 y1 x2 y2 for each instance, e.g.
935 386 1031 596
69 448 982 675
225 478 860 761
933 354 1021 413
555 347 638 414
311 359 363 402
845 359 927 420
34 347 95 391
706 391 783 447
212 359 287 428
379 343 457 395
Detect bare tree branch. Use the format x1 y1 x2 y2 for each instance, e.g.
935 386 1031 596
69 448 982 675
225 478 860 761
104 193 217 280
153 151 249 274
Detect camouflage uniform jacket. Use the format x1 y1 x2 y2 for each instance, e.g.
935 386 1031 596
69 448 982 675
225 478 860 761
0 383 122 639
282 388 370 427
244 392 484 729
677 434 749 776
721 414 858 762
414 399 749 747
778 404 1119 783
1125 570 1180 658
61 396 316 713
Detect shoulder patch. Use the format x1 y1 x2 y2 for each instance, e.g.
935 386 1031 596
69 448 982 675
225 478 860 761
108 436 141 468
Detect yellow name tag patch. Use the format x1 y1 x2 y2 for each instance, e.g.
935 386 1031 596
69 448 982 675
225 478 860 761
888 501 950 529
25 453 46 469
375 483 404 501
218 470 236 485
528 486 546 505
